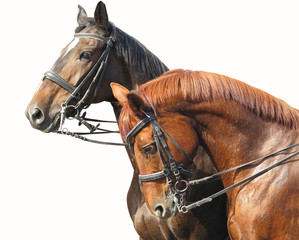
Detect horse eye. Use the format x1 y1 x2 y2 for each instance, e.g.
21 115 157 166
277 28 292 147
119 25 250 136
142 143 156 155
79 51 92 60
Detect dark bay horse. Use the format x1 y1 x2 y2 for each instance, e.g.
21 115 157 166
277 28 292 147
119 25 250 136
25 2 228 239
112 69 299 239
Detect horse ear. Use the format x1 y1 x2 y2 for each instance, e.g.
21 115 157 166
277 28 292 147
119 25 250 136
94 1 109 31
111 83 130 105
111 83 148 117
127 93 148 118
77 5 88 25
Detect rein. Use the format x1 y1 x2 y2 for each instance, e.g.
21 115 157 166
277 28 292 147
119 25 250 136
57 111 124 146
181 142 299 213
126 110 299 213
42 24 125 146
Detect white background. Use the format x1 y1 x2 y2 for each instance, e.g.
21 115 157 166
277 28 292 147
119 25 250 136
1 0 298 239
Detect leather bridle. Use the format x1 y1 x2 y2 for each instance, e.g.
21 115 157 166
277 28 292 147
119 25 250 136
125 111 193 210
42 24 125 146
44 30 115 113
125 110 299 213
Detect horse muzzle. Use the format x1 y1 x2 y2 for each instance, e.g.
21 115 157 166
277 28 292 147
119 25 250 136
25 103 61 133
151 193 178 219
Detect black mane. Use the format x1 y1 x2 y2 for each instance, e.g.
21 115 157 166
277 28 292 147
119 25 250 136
112 24 168 82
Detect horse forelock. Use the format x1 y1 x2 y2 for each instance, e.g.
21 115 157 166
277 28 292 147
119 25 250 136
138 69 299 130
75 17 97 33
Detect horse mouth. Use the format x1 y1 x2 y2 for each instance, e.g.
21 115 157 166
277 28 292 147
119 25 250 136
42 113 61 133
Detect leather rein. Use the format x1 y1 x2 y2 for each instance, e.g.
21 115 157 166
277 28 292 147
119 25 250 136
125 110 299 213
42 25 125 146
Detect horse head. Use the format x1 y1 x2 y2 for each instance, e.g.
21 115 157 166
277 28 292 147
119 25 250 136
111 83 200 218
25 2 125 132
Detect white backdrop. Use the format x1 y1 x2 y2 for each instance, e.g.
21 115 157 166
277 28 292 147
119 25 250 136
1 1 298 239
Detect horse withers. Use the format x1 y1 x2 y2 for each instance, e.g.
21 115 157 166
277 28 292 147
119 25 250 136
112 69 299 239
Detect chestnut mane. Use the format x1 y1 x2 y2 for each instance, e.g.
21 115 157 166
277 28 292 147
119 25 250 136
120 69 299 138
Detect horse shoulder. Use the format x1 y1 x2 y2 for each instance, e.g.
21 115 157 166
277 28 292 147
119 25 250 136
228 158 299 239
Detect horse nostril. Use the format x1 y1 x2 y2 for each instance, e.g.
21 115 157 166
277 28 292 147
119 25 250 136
32 108 44 125
154 205 165 218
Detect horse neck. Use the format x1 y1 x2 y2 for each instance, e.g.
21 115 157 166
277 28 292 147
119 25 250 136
93 26 167 107
125 65 157 88
113 27 168 87
109 65 157 119
191 100 298 177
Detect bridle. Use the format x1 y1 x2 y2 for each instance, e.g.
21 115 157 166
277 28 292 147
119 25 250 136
126 111 193 210
42 24 125 146
125 110 299 213
44 29 115 113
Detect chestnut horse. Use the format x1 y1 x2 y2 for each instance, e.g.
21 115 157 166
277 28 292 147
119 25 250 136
25 2 228 239
112 69 299 239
